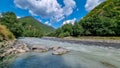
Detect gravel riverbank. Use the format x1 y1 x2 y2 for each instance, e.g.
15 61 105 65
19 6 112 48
42 37 120 48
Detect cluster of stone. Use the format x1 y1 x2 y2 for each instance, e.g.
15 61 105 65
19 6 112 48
0 41 70 57
31 45 70 55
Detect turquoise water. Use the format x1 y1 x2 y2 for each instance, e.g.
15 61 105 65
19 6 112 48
10 37 120 68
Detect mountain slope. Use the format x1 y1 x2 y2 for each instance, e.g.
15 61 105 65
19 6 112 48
84 0 120 18
78 0 120 36
51 0 120 37
18 16 55 35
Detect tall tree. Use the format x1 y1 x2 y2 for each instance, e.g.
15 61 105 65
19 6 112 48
0 12 23 37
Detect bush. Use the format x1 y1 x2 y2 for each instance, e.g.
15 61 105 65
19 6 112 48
0 24 15 41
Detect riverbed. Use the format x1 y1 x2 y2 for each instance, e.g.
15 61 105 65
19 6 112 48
10 37 120 68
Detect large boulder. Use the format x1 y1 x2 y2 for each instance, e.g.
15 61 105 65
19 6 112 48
13 43 30 52
31 45 49 52
50 46 61 51
16 49 27 53
1 43 30 57
51 46 70 55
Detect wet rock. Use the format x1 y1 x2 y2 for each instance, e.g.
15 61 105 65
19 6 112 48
14 42 30 51
17 49 26 53
52 46 70 55
31 45 49 52
1 43 30 57
50 46 61 51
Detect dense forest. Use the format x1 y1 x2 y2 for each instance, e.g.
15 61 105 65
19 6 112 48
0 12 55 38
50 0 120 38
0 0 120 38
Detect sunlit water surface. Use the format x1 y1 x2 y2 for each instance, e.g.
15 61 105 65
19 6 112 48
10 37 120 68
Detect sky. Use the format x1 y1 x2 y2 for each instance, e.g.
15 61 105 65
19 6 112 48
0 0 104 28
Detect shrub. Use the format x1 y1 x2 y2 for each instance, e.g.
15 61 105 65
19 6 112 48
0 24 15 41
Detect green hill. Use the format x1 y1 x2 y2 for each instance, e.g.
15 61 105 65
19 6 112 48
18 16 55 37
51 0 120 37
0 12 55 37
78 0 120 36
84 0 120 18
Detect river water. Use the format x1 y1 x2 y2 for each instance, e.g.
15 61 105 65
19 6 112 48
10 37 120 68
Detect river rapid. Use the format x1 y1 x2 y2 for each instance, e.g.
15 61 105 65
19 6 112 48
10 37 120 68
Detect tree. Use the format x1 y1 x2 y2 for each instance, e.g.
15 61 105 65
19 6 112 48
62 24 73 36
0 12 23 37
73 22 84 36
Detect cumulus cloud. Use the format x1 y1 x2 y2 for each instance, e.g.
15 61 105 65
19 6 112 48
0 13 2 17
85 0 104 11
17 16 21 19
62 18 76 25
45 21 52 26
63 0 76 16
14 0 76 22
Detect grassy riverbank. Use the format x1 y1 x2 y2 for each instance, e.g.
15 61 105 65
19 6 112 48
64 36 120 44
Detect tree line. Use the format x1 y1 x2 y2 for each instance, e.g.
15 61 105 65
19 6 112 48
0 12 44 38
49 0 120 37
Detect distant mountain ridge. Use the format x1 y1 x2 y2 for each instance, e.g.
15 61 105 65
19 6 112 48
18 16 55 35
0 12 55 37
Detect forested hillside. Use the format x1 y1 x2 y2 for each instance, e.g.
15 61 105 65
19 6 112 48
51 0 120 37
78 0 120 36
19 16 55 36
0 12 55 37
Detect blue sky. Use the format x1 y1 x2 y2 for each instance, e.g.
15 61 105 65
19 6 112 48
0 0 104 28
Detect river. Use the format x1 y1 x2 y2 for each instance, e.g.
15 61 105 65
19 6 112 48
10 37 120 68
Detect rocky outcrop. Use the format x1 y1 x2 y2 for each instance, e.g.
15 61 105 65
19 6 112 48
0 42 30 57
51 46 70 55
0 40 70 57
31 45 70 55
31 45 49 52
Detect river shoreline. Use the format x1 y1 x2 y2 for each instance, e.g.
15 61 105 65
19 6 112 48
42 37 120 49
10 37 120 68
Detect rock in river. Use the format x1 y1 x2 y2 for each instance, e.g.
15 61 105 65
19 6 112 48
51 46 70 55
31 45 49 52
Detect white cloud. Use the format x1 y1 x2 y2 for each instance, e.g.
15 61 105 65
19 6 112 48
62 18 76 25
63 0 76 16
14 0 76 22
0 13 2 17
17 16 21 19
45 21 52 26
85 0 104 11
